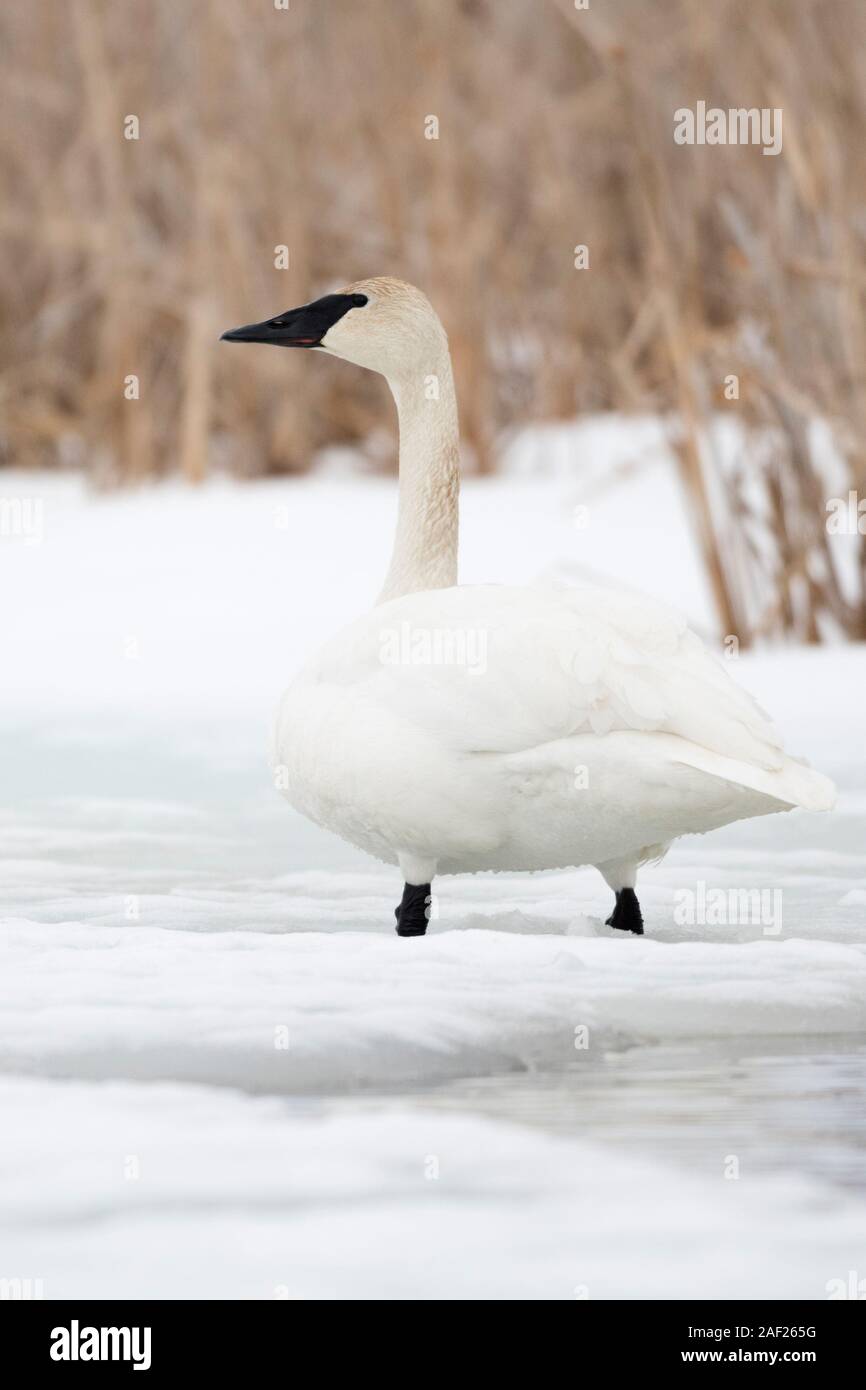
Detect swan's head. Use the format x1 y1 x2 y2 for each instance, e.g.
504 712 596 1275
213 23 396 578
221 277 446 379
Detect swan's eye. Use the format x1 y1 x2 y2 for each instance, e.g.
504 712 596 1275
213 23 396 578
350 294 368 307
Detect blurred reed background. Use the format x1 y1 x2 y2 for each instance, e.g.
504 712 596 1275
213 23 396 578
1 0 865 643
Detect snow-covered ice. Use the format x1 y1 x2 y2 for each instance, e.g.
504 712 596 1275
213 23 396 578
1 446 864 1299
1 926 864 1093
2 1075 865 1301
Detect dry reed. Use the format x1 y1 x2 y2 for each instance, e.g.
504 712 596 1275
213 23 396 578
2 0 865 641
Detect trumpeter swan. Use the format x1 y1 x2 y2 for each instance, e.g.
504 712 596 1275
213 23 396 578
222 278 834 937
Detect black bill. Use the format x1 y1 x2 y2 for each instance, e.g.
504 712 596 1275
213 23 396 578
220 292 367 348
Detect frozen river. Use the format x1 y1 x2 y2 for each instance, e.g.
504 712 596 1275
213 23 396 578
2 707 864 1299
1 470 864 1298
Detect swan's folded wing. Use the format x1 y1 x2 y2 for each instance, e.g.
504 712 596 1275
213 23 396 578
310 583 788 771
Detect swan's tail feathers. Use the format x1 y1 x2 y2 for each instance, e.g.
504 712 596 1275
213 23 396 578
771 757 836 813
671 740 836 813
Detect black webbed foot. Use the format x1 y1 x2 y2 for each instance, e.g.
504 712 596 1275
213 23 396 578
605 887 644 936
395 882 431 937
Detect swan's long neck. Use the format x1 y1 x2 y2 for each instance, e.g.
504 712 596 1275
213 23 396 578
378 348 460 604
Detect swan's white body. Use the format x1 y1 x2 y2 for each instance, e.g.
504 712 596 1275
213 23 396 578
276 580 833 886
227 276 834 920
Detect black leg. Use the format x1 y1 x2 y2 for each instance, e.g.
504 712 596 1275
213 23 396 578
394 882 431 937
605 887 644 936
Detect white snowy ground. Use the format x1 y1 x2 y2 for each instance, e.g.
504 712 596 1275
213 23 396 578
1 430 864 1299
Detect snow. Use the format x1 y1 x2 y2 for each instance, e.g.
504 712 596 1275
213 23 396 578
1 431 864 1299
1 926 864 1095
2 1076 864 1301
501 415 717 626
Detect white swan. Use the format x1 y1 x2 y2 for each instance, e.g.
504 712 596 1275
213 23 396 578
222 278 835 936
